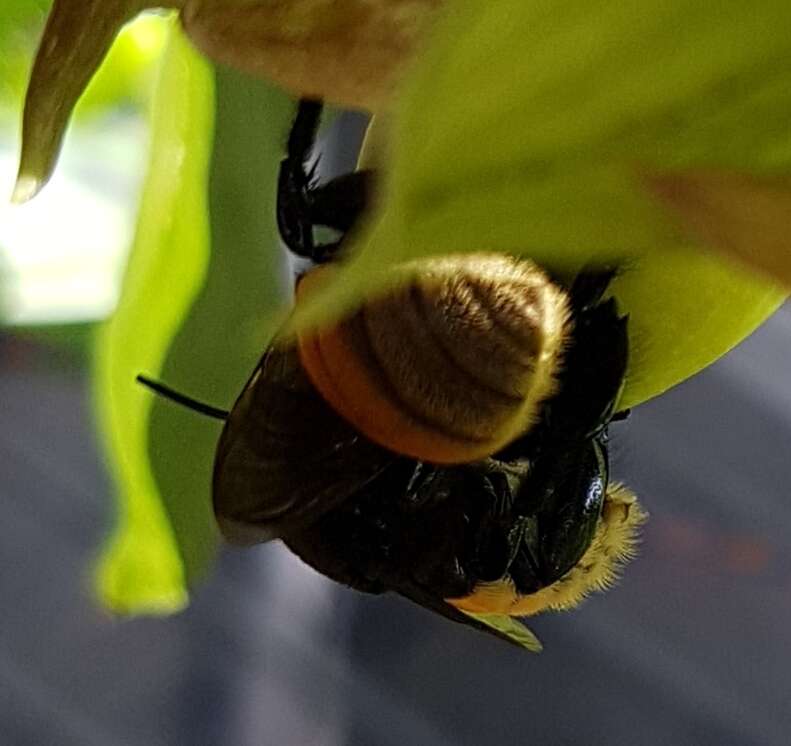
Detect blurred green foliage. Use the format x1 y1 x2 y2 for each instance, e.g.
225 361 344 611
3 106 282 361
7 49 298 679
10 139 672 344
0 0 48 107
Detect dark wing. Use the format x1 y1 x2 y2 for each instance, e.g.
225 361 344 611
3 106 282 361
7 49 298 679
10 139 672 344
285 521 542 651
213 342 396 545
284 458 543 651
395 583 543 652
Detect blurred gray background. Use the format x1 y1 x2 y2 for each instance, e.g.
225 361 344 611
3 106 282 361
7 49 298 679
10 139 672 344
2 304 791 746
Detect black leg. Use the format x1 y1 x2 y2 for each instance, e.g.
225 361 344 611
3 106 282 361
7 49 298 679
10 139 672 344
539 266 627 439
277 99 322 260
568 265 619 313
508 438 606 592
493 267 628 462
286 98 323 165
550 299 629 439
277 98 373 263
307 170 373 233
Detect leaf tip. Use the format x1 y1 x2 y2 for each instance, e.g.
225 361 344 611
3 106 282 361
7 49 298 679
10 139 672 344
16 0 147 198
11 173 44 205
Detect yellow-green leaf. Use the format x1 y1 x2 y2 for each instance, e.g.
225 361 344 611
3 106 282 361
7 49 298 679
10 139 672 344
93 23 294 614
298 0 790 408
76 12 167 116
0 0 48 107
643 170 791 290
14 0 169 203
93 22 214 614
144 69 293 590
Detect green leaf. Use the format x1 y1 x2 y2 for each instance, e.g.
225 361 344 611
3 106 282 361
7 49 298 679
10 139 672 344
395 0 791 206
146 68 293 588
93 22 214 614
1 4 165 116
643 171 791 291
464 613 543 653
14 0 161 202
75 12 167 116
93 21 294 614
300 0 790 408
0 0 48 107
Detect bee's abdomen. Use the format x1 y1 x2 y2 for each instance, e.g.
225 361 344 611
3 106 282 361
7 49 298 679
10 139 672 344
298 254 570 463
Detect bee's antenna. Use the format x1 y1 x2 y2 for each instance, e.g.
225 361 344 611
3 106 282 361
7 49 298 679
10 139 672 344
135 375 229 421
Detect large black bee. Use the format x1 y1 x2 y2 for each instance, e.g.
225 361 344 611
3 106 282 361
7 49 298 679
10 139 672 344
143 100 646 650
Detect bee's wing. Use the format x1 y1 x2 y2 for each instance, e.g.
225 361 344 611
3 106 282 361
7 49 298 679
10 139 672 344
395 583 543 652
285 524 541 650
213 342 396 545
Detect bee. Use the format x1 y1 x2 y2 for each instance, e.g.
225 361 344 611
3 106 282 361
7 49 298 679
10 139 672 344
142 100 646 650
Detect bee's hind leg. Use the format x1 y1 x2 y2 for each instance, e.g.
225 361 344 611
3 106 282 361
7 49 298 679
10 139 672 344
277 98 373 264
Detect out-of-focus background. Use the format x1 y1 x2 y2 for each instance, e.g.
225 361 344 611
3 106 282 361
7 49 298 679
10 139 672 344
2 5 791 746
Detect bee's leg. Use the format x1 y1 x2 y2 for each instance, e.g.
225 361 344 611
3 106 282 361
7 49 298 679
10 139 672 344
468 469 522 582
502 518 544 594
568 265 618 313
554 300 629 439
503 436 606 594
307 170 373 234
277 98 373 263
492 266 626 462
402 461 457 510
542 265 629 438
277 99 322 259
